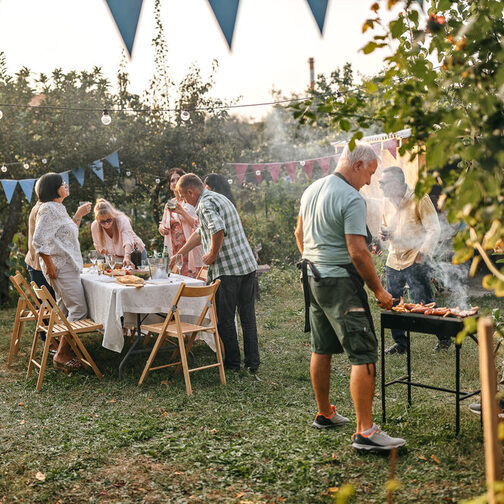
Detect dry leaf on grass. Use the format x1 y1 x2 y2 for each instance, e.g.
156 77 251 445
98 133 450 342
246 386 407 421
35 472 45 482
108 399 116 403
416 452 427 461
18 401 24 407
19 420 25 425
328 487 339 493
431 454 441 465
160 380 169 386
235 492 245 498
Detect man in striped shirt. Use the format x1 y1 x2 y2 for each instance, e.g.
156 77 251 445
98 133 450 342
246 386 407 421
173 173 260 373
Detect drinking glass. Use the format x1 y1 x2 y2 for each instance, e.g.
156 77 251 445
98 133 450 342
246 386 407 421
106 253 115 272
89 250 98 273
175 254 183 274
96 258 104 280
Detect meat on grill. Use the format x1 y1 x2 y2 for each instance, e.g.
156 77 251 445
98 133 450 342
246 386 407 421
391 297 479 318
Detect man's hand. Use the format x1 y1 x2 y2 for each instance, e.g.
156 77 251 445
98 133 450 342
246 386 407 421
202 252 217 265
375 287 393 310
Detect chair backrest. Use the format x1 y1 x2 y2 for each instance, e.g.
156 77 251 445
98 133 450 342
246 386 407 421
162 280 221 332
196 266 208 282
30 283 76 337
10 271 41 318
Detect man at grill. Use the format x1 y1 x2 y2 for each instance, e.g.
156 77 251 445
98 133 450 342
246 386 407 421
379 166 449 354
295 142 406 452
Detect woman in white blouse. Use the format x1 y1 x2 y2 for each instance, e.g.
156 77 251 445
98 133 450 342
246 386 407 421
32 172 91 370
91 199 146 267
159 168 202 277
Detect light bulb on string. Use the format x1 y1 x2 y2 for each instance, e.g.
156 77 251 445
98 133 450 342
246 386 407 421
299 160 305 167
23 163 29 170
1 164 7 173
180 110 190 121
255 170 261 176
126 171 131 177
155 178 160 184
101 109 112 126
0 110 3 120
42 158 47 164
227 179 233 185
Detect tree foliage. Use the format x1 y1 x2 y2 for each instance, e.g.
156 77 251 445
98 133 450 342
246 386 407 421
296 0 504 296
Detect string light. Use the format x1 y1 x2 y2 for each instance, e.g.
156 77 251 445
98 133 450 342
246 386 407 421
126 170 131 176
299 160 306 166
42 158 47 164
255 170 261 176
180 110 190 121
101 109 112 126
227 179 233 185
155 178 160 184
23 163 29 170
0 110 3 119
1 165 6 173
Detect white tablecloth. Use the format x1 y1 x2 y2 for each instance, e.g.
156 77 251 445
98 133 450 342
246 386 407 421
81 270 207 353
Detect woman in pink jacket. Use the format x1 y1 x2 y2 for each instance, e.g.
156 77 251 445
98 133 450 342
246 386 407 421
159 168 202 278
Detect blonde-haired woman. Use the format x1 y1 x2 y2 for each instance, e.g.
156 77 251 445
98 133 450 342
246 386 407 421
91 199 146 268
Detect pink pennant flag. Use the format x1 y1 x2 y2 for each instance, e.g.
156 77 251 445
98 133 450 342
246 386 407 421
267 163 282 183
317 157 331 175
302 160 314 179
234 163 249 184
371 143 382 155
253 164 265 184
382 138 398 159
333 153 341 166
284 162 298 182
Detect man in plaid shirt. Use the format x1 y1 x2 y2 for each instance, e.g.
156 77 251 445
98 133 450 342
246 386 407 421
173 173 260 373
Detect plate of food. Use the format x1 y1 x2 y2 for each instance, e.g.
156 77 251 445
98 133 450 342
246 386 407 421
129 269 150 280
104 268 126 276
116 275 145 288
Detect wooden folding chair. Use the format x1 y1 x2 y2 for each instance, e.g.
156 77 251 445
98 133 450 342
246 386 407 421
28 284 104 391
196 266 208 282
8 271 42 366
138 280 226 395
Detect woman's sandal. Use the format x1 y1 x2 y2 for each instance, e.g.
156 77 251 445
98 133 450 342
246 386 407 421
53 358 82 373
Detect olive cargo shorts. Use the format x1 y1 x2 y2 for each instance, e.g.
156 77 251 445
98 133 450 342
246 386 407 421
308 276 377 365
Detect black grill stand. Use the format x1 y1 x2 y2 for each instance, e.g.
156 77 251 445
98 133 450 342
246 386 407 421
380 311 479 435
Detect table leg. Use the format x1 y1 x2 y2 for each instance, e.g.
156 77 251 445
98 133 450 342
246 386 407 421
381 325 386 424
456 342 461 436
407 330 412 407
118 313 142 380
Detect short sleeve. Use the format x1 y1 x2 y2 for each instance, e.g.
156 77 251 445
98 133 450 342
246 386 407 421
343 196 368 236
199 200 226 235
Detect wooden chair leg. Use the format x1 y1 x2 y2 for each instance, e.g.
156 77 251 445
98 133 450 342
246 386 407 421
138 333 166 385
70 334 104 380
214 332 226 385
26 329 41 378
177 334 192 396
36 335 53 391
8 299 23 366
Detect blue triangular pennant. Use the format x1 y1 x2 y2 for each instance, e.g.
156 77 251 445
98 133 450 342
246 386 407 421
306 0 329 35
19 178 36 202
72 166 86 186
105 150 120 172
1 179 18 204
91 161 104 182
61 172 70 194
207 0 240 49
105 0 144 58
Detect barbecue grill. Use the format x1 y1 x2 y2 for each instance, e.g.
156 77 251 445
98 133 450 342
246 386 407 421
380 310 479 435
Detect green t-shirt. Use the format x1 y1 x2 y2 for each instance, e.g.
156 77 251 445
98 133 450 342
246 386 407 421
299 175 367 278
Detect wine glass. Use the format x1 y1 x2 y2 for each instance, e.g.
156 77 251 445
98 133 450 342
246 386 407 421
89 250 98 273
175 254 183 275
106 253 115 273
96 258 104 280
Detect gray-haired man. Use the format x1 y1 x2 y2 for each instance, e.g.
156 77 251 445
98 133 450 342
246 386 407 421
295 142 406 451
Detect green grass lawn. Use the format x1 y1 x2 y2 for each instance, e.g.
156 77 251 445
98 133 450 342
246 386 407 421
0 267 501 503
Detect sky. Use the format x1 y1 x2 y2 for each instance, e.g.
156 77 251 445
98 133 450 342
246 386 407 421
0 0 392 121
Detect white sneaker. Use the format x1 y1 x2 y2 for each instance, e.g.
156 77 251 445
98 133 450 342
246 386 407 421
352 424 406 451
312 405 349 429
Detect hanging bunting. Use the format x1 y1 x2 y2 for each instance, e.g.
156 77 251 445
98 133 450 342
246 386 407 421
91 160 104 182
61 172 70 193
233 163 248 184
72 166 86 186
19 178 36 202
284 162 298 182
253 164 265 184
104 0 144 58
371 143 382 156
104 150 120 172
207 0 240 49
267 163 282 183
302 160 314 179
1 179 18 204
306 0 329 35
317 157 331 175
383 138 398 159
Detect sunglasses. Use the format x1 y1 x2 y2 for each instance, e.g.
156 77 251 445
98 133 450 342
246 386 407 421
170 178 179 184
99 218 113 225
